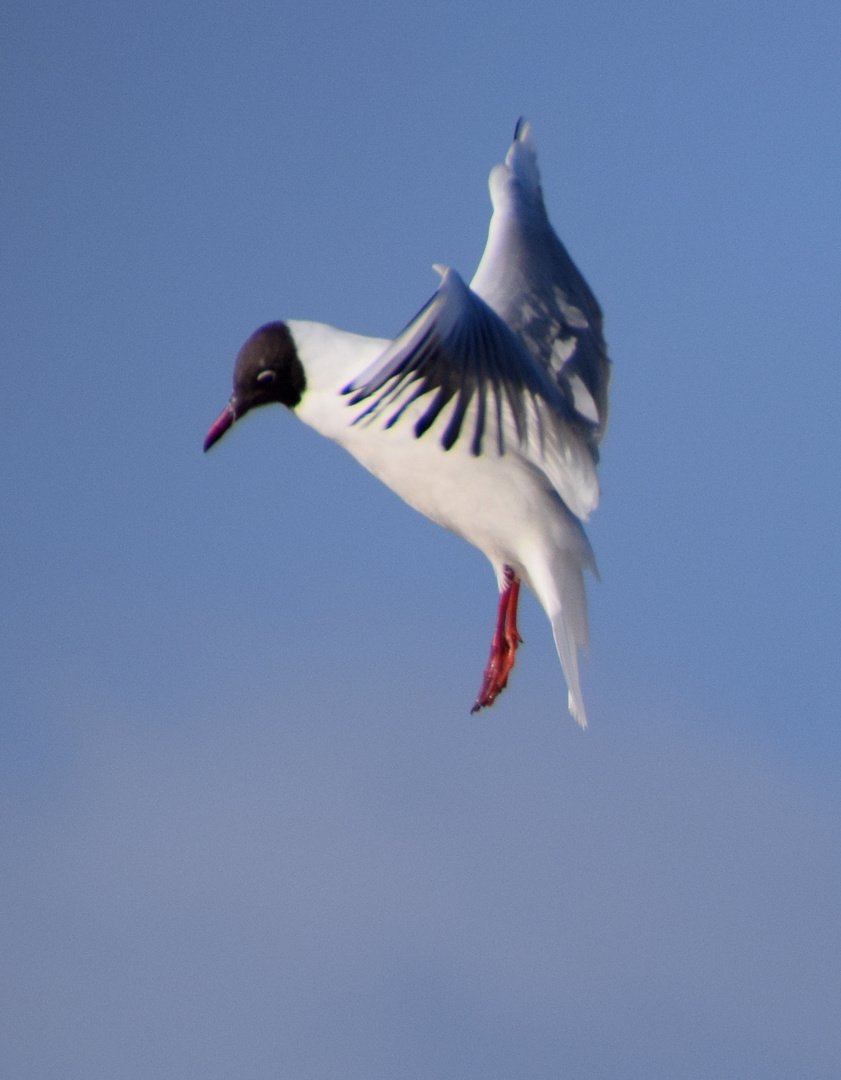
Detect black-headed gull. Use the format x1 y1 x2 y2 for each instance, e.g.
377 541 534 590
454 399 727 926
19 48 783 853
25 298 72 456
205 121 610 726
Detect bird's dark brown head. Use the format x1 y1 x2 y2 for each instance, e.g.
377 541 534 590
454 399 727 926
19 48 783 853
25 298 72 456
203 322 306 451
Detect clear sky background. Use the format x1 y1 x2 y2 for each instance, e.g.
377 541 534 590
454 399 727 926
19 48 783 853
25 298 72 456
2 1 841 1077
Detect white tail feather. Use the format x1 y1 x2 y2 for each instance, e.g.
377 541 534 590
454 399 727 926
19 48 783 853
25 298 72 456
551 606 588 729
526 497 595 727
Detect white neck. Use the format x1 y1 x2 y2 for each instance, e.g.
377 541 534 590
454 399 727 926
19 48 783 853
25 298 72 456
287 320 389 396
287 319 390 441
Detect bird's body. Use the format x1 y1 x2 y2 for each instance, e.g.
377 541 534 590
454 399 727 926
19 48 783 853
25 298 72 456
205 121 610 726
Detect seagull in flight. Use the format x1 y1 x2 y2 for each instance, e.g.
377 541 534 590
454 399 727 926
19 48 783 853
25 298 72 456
205 120 610 726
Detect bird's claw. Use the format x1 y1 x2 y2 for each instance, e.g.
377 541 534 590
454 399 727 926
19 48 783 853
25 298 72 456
471 568 522 712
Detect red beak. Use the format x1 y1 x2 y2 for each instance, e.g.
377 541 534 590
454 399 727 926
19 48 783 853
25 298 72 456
203 403 235 451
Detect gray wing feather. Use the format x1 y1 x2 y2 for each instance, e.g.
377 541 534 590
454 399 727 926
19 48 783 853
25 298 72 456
470 121 611 451
343 267 600 520
344 267 572 456
343 124 607 523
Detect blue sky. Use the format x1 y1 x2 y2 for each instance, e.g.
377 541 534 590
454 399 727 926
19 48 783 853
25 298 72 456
2 1 841 1076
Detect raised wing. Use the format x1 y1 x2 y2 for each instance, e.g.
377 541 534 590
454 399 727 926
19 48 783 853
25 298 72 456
470 120 610 449
343 266 599 520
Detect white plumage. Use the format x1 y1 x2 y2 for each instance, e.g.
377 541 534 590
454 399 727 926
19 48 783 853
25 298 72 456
205 121 610 726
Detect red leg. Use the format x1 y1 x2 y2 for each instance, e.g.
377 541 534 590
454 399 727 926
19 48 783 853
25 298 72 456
471 566 523 712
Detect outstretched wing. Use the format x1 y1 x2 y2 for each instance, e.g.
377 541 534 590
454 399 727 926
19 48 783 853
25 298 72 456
470 119 610 450
343 266 600 521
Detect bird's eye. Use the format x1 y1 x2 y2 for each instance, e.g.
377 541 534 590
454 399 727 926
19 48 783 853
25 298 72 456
256 369 276 385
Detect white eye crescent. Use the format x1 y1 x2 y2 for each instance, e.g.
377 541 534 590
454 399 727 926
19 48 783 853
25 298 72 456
256 369 276 385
